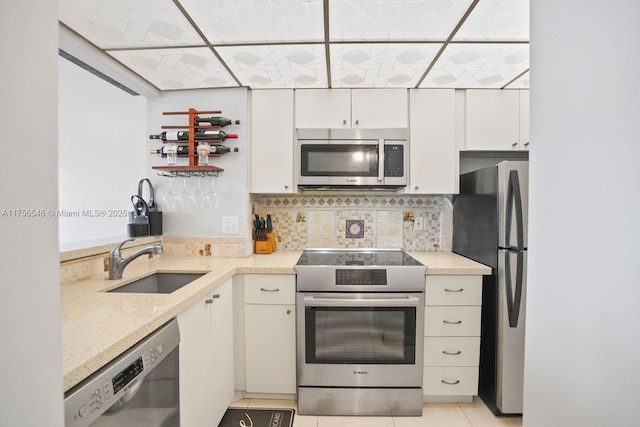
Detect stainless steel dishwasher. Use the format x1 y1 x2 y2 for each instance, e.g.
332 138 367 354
64 319 180 427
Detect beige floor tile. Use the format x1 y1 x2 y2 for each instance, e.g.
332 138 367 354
317 415 396 427
228 398 251 408
293 414 318 427
247 398 298 410
458 398 523 427
393 403 473 427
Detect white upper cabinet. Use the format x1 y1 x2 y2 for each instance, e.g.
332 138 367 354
408 89 457 194
465 90 528 151
250 89 295 193
295 89 351 128
295 89 408 128
350 89 408 128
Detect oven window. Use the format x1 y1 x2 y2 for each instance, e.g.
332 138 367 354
305 307 416 364
300 144 378 176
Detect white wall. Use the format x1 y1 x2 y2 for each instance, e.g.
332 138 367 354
58 57 147 246
0 0 63 426
524 1 640 426
146 88 249 237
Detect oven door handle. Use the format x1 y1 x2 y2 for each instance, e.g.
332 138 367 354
303 295 420 308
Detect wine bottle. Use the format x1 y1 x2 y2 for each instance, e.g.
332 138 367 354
210 145 239 154
194 116 240 127
150 144 239 156
149 130 238 141
149 144 190 155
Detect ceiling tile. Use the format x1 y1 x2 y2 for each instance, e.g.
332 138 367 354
216 44 327 88
329 0 473 41
420 43 529 88
108 47 238 90
454 0 529 41
331 43 442 88
58 0 204 49
180 0 325 44
506 70 530 89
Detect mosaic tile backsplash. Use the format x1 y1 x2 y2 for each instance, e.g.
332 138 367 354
252 194 453 252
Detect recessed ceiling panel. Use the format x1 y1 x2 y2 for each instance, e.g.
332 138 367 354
108 48 238 90
216 45 327 88
180 0 325 44
454 0 528 41
331 43 442 88
329 0 473 41
420 43 529 88
58 0 204 49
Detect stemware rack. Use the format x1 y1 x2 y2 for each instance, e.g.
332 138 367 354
152 108 226 178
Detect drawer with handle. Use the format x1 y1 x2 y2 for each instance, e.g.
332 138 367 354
244 274 295 304
423 367 479 396
423 337 480 367
425 275 482 306
424 306 481 336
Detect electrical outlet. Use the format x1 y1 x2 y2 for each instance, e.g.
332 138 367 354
413 216 424 232
222 216 239 234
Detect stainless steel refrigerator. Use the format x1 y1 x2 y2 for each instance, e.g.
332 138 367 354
453 160 528 415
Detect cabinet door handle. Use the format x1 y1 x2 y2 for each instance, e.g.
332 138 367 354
260 287 280 292
524 142 530 147
355 119 359 125
286 309 291 315
441 379 461 385
512 142 518 147
442 350 462 356
284 185 289 189
343 119 347 125
205 294 221 304
443 319 462 325
444 288 464 293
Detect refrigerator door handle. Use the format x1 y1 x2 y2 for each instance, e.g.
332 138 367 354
504 249 524 328
505 170 525 250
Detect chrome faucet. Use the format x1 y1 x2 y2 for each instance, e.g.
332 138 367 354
109 238 163 280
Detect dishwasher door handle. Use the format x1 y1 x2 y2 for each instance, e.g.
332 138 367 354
303 295 420 308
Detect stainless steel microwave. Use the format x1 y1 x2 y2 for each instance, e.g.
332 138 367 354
296 128 407 188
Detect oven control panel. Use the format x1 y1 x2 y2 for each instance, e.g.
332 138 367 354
336 269 387 286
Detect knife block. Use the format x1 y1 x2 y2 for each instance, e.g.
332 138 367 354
255 231 277 254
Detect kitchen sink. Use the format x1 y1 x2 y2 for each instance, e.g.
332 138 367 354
109 272 205 294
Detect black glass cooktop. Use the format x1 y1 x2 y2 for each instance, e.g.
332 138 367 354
296 249 423 267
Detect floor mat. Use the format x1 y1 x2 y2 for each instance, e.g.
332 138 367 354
218 408 295 427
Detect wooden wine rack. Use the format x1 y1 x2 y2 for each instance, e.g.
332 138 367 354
152 108 226 177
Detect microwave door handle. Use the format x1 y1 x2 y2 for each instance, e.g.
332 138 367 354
378 139 385 182
304 295 420 308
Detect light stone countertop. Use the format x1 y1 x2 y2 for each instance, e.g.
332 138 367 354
61 250 489 392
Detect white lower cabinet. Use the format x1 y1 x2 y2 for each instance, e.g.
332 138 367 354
244 274 296 394
424 275 482 401
178 279 234 426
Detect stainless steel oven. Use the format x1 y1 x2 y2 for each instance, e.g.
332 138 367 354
295 249 426 416
296 128 407 188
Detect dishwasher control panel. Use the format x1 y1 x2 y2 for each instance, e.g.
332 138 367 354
63 320 179 427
